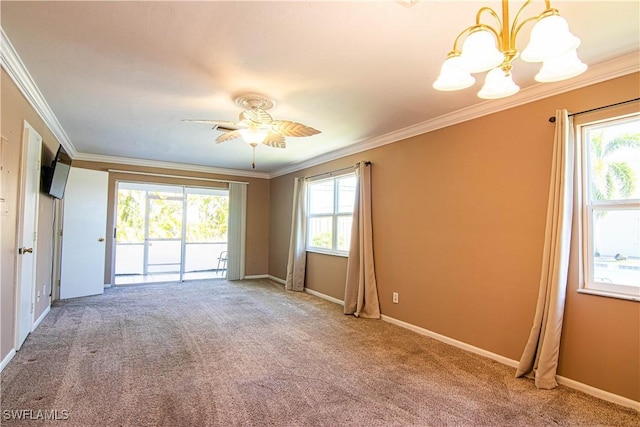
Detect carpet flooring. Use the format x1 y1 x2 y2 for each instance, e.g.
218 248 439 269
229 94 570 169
1 279 637 426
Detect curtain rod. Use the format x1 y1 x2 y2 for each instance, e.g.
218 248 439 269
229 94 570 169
304 161 371 180
548 97 640 123
108 169 248 185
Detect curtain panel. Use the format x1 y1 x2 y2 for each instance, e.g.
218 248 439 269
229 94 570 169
344 162 380 318
227 182 247 280
285 177 307 291
516 109 575 389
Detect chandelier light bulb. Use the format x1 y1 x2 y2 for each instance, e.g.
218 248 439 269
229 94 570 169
459 29 504 73
433 55 476 91
535 49 588 82
521 14 581 63
478 67 520 99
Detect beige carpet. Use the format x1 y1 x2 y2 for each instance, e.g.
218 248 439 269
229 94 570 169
1 279 637 426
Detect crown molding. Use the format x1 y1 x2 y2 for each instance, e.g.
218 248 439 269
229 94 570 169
269 52 640 178
73 152 271 179
1 28 77 157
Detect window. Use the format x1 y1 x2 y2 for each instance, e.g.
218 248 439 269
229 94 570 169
580 113 640 300
307 174 356 255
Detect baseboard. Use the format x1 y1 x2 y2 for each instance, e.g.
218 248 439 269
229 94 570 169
381 314 639 411
268 275 286 285
244 274 269 280
264 277 346 305
556 375 639 411
32 304 51 330
381 314 519 368
0 349 16 372
304 288 345 306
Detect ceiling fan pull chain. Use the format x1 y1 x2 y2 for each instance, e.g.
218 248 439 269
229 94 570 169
252 145 256 169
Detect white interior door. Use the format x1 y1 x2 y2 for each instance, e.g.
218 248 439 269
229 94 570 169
15 121 42 349
60 167 108 299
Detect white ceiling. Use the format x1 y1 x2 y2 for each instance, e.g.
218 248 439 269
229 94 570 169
2 1 639 177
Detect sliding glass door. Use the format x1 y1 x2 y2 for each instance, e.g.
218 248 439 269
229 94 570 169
146 185 183 278
114 182 228 285
184 187 229 280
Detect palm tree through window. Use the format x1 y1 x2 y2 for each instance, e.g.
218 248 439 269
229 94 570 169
582 113 640 298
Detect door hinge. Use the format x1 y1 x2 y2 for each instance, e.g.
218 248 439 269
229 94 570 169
31 303 34 314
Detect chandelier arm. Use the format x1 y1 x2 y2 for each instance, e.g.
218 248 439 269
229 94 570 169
476 6 504 50
510 0 536 41
451 23 501 53
511 0 559 48
451 26 473 53
475 6 501 27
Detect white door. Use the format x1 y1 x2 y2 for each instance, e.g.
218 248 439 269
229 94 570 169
60 167 108 299
15 121 42 349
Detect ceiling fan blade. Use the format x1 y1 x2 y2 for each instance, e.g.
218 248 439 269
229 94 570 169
241 108 273 124
271 120 320 137
183 119 246 132
183 119 235 126
215 130 242 143
262 132 286 149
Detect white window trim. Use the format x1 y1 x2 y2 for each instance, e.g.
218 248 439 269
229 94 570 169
577 112 640 301
306 173 355 257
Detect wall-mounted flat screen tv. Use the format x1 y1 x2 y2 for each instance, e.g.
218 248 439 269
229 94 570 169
42 145 72 199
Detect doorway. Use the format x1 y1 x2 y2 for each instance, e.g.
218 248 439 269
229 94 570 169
114 182 228 285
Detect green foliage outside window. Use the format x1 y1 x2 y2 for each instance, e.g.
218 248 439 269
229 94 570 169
116 189 229 243
589 131 639 202
311 231 332 249
116 190 145 242
186 195 228 242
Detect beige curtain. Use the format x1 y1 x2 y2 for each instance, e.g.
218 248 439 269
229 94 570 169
344 162 380 318
285 177 307 291
227 182 247 280
516 109 574 389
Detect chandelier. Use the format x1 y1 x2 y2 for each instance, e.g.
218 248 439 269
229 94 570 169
433 0 587 99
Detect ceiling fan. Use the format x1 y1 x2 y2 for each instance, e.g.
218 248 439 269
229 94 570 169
184 94 321 168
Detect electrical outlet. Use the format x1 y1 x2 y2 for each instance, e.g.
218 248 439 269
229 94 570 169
392 292 399 304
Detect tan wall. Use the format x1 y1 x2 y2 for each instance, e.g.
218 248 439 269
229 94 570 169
267 173 294 281
268 73 640 401
1 69 60 362
71 160 270 282
305 252 348 301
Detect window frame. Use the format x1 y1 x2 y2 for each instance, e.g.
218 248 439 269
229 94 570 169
306 172 356 257
577 112 640 301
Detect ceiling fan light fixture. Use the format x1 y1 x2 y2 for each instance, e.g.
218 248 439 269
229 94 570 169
184 93 320 169
238 127 268 145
